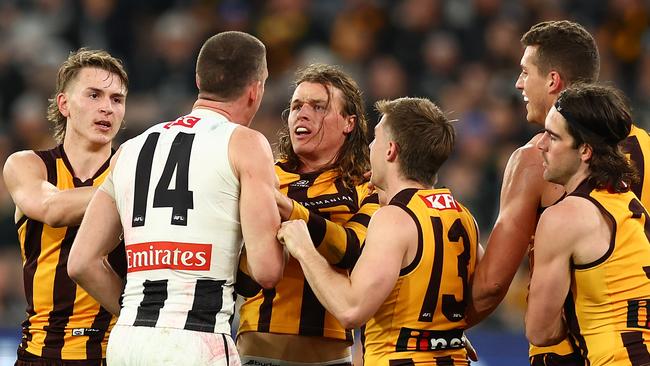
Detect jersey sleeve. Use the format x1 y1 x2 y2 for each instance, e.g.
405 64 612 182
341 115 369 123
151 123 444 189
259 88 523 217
288 183 379 269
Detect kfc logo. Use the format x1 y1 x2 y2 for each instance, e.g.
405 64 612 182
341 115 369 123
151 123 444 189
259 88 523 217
419 193 461 211
126 242 211 272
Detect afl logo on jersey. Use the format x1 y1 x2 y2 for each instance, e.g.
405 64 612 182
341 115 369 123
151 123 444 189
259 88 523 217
419 193 461 211
290 179 310 188
126 241 211 272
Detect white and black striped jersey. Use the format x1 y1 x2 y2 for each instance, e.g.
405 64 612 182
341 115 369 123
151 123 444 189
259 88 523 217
102 108 242 335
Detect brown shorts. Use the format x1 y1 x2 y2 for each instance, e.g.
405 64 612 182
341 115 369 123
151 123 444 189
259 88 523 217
529 351 583 366
15 349 106 366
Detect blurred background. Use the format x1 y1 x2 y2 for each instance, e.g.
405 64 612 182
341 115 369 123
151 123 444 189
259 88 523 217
0 0 648 364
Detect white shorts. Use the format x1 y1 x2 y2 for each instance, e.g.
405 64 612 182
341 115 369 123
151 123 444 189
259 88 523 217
239 356 352 366
107 324 240 366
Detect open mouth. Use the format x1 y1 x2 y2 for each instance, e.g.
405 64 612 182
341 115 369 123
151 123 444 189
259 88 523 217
294 126 311 136
95 121 112 130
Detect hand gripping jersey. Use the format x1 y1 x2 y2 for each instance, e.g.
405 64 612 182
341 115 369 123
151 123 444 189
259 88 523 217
563 180 650 366
16 145 126 360
530 124 650 365
236 162 379 341
363 188 479 365
107 109 242 335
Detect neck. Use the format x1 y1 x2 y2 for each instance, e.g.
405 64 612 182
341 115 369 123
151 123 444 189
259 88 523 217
564 168 590 194
382 173 432 203
62 136 112 181
296 157 336 174
193 97 249 126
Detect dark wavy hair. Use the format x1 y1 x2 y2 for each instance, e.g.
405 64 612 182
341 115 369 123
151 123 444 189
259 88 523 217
556 83 637 192
277 63 369 187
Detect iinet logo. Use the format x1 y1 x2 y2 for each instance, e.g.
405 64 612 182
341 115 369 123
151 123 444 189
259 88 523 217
126 242 211 273
419 193 461 211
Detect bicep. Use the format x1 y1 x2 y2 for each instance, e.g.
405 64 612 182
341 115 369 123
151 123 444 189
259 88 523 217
235 130 280 245
349 208 410 321
3 151 55 220
528 212 572 315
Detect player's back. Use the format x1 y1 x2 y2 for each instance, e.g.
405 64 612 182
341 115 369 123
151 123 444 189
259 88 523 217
363 188 479 365
111 108 241 334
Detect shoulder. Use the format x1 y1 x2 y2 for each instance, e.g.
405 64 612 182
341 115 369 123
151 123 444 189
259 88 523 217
538 196 600 239
231 126 270 149
4 150 45 175
367 205 416 245
505 137 545 178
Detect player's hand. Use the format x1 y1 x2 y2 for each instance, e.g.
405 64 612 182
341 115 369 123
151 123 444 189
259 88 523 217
275 189 293 220
277 220 313 259
463 334 478 362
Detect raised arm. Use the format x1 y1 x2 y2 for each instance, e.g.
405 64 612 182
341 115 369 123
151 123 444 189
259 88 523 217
467 145 549 325
277 183 379 269
525 204 573 346
231 127 284 289
3 151 96 227
278 205 409 328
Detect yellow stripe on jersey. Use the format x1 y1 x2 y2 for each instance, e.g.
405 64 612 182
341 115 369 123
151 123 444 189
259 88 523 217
17 145 123 360
363 188 479 365
236 161 379 341
563 180 650 366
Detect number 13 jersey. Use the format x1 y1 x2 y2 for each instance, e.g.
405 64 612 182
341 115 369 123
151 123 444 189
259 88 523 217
104 108 242 335
363 188 479 365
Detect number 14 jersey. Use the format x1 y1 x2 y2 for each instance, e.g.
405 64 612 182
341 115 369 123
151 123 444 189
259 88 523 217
105 108 241 335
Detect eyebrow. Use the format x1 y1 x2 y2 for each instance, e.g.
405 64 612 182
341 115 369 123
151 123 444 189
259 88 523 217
542 128 561 139
87 87 126 98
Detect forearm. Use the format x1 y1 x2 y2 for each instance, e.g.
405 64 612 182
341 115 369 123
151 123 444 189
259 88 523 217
468 220 530 324
295 244 362 327
290 196 377 268
42 186 97 227
70 259 123 315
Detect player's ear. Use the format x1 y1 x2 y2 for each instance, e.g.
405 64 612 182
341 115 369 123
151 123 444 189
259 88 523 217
343 115 356 134
57 93 70 118
548 71 564 95
580 143 593 162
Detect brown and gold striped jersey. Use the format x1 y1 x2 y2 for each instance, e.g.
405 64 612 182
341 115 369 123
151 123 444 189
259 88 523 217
236 161 379 341
530 124 650 363
562 180 650 366
16 145 126 360
363 188 479 365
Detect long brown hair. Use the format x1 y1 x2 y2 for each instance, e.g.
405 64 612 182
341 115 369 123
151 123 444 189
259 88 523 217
277 64 370 187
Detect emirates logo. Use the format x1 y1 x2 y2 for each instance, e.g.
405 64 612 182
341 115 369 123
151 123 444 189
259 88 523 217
126 241 212 272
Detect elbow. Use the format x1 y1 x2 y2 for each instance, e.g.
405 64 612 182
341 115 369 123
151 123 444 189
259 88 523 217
337 307 366 329
527 329 562 347
251 269 283 290
67 258 85 285
42 205 67 228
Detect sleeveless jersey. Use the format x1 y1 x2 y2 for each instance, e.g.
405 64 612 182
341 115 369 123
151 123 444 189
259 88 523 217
236 163 379 341
563 180 650 366
16 145 125 360
107 108 241 335
363 188 479 365
530 124 650 363
621 124 650 206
